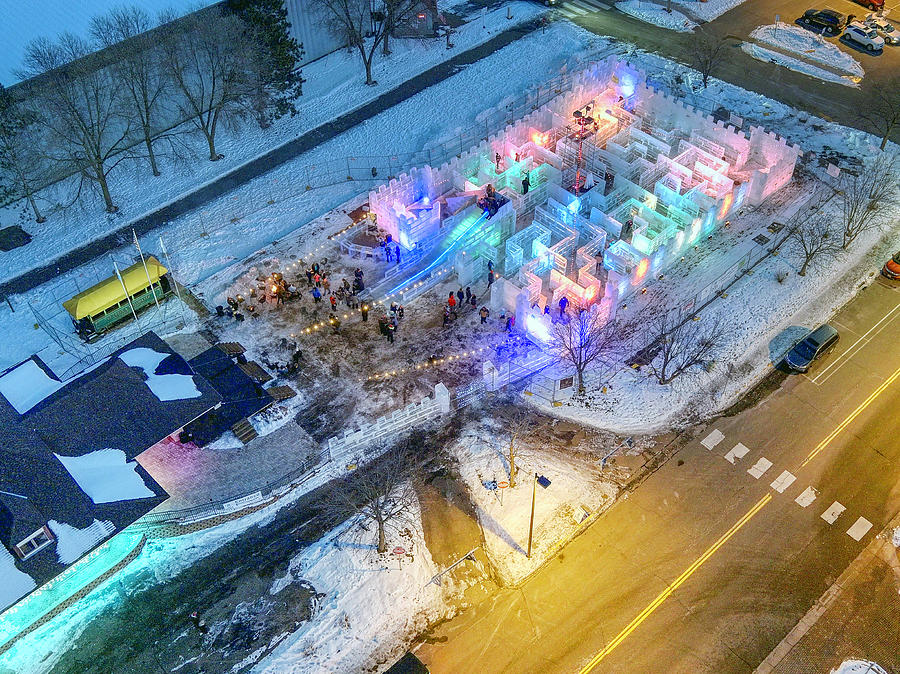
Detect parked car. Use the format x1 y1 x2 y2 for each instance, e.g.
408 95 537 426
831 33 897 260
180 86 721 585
784 325 840 373
864 15 899 44
853 0 883 10
798 9 847 35
882 251 900 279
841 21 885 50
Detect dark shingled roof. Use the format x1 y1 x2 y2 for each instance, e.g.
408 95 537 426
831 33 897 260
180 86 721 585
0 331 221 603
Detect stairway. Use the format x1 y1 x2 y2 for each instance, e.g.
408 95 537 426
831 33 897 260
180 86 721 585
231 418 258 444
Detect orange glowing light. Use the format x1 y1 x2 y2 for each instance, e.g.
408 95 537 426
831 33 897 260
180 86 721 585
532 132 547 147
718 192 734 220
635 258 649 281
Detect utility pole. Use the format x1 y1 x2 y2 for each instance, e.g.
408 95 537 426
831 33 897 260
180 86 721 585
508 433 517 488
527 473 537 558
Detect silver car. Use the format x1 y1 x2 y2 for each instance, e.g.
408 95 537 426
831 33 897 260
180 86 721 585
865 15 899 44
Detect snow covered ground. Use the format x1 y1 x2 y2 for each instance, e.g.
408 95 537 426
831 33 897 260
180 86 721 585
252 493 442 673
0 2 546 287
677 0 749 22
741 43 860 87
750 24 863 77
448 417 617 584
616 1 697 32
830 661 888 674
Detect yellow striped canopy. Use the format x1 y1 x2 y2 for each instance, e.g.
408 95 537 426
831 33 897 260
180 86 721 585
62 257 167 320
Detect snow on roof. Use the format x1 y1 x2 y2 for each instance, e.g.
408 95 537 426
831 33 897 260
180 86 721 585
47 519 115 565
54 449 156 504
119 347 201 402
0 545 36 612
0 359 63 415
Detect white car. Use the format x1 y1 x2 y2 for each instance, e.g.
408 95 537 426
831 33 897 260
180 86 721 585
864 15 899 44
842 21 885 50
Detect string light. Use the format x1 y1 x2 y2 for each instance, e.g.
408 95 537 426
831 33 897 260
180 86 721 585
363 347 490 381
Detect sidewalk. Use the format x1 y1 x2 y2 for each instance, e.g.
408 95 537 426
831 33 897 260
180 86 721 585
0 18 542 301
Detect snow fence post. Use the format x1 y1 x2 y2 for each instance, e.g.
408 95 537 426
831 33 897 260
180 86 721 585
434 383 451 415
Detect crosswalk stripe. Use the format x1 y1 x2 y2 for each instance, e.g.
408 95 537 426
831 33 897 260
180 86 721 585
747 457 772 479
794 486 818 508
576 0 612 10
560 2 589 15
846 516 872 541
557 6 582 18
770 470 796 494
724 443 749 464
821 501 845 524
701 429 724 450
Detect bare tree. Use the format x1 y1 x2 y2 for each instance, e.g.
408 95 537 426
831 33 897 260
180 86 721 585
19 34 131 212
315 0 402 85
650 312 727 385
160 10 261 161
692 30 728 90
550 307 623 393
786 216 840 276
837 153 899 250
857 76 900 151
91 6 169 177
323 444 419 553
382 0 419 55
0 85 49 222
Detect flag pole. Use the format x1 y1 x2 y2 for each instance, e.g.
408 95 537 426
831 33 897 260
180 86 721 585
114 260 139 323
134 230 161 312
158 235 183 304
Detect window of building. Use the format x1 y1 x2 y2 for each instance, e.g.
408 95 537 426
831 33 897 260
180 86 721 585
15 527 54 560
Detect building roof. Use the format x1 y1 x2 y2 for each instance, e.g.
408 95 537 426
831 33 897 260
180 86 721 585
0 331 221 610
62 256 167 320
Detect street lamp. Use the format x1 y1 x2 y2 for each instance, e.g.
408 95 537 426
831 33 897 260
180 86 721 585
572 105 594 198
527 473 552 558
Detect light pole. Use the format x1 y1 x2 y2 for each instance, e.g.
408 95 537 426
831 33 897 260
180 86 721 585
572 105 594 197
526 473 551 558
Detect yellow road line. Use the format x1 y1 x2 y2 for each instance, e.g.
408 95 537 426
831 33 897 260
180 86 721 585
578 493 772 673
801 363 900 467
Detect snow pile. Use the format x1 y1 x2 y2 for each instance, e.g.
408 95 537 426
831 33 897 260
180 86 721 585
750 24 863 77
55 448 156 504
830 661 888 674
741 43 858 87
119 347 201 401
616 1 697 32
0 359 63 414
254 494 441 673
677 0 749 22
249 394 305 437
47 519 115 565
449 419 616 584
0 546 36 612
893 526 900 548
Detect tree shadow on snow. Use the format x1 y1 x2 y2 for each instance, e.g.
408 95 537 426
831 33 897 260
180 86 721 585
769 326 810 369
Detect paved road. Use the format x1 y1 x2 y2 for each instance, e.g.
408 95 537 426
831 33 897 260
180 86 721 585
0 18 541 300
416 276 900 672
571 1 900 146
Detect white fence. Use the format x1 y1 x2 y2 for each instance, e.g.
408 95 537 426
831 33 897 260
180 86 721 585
327 383 451 461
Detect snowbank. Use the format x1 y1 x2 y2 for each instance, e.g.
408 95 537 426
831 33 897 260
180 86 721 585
678 0 748 22
55 449 156 504
0 359 63 414
253 493 442 673
741 43 860 87
449 419 616 584
830 661 888 674
617 1 697 32
893 526 900 548
47 519 115 565
750 24 863 77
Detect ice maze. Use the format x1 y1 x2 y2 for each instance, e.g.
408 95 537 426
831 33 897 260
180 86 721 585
361 56 801 339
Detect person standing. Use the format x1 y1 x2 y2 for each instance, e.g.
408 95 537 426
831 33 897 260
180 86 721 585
306 268 313 285
465 286 471 302
559 295 568 317
456 288 464 306
488 270 494 286
313 273 321 288
386 246 393 262
329 295 337 310
522 172 531 195
312 287 322 303
470 294 477 308
386 321 395 343
480 306 489 324
448 292 456 310
395 245 401 264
